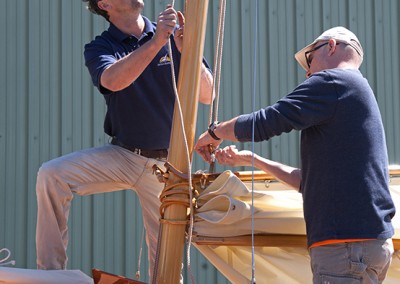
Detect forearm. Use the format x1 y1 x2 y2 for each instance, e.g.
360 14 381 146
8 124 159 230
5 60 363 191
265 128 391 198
215 145 301 191
100 38 164 92
253 155 301 191
213 117 239 142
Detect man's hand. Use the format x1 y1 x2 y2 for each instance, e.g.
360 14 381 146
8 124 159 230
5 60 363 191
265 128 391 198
194 131 223 163
154 5 178 46
195 118 239 162
215 145 253 167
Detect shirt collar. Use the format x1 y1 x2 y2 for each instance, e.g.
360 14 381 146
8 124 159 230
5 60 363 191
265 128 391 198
108 16 156 43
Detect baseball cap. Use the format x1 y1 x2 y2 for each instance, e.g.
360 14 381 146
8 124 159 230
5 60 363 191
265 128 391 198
295 26 364 71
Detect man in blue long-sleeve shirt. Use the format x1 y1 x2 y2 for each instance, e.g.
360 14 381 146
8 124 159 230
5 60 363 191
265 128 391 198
195 26 395 284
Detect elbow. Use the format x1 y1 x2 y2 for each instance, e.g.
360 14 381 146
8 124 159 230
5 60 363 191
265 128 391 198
198 83 215 105
199 92 214 105
100 76 124 92
198 70 214 105
293 169 302 192
100 67 131 92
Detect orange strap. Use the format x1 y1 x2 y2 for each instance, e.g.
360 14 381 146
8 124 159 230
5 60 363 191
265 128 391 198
309 238 375 248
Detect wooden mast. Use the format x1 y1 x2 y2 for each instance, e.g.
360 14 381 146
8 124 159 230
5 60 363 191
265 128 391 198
154 1 209 283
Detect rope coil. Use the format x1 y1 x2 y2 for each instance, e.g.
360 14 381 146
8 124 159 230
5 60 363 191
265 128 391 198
159 182 192 218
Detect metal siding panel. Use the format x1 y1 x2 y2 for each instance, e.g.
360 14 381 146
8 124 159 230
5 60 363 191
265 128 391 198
0 0 6 257
267 0 283 163
265 0 300 165
285 0 301 167
380 0 392 158
48 0 62 160
1 1 400 284
4 0 17 264
63 0 81 271
60 0 73 155
15 0 29 268
360 0 376 87
26 0 43 269
240 0 253 114
389 0 400 163
382 0 399 163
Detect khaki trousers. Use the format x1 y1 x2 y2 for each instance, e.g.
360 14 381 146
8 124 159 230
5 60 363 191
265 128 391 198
310 239 394 284
36 144 166 280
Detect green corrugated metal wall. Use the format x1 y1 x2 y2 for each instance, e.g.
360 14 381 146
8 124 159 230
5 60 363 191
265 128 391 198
1 0 399 283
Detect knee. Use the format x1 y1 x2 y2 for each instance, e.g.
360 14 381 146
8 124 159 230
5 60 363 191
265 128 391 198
36 159 64 195
37 160 58 180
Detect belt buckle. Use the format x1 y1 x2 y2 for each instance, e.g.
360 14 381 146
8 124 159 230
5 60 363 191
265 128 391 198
134 148 142 156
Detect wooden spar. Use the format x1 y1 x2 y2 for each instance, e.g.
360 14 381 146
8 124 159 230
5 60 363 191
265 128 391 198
154 1 209 283
192 235 400 250
193 234 308 247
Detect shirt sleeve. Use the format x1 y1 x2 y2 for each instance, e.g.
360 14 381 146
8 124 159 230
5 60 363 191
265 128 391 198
83 39 116 95
234 71 339 142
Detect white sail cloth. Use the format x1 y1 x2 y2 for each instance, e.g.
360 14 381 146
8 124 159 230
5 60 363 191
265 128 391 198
194 170 400 284
0 267 93 284
195 170 306 237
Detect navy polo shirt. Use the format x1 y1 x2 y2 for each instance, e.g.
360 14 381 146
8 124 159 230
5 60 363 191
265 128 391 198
84 16 180 149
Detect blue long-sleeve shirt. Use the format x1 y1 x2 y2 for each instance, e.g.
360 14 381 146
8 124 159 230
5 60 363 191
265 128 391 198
234 68 395 246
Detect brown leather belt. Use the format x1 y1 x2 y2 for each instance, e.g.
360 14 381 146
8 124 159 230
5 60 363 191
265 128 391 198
111 137 168 159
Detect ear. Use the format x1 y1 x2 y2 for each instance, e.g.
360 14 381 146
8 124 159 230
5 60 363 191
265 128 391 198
328 38 337 56
97 0 110 11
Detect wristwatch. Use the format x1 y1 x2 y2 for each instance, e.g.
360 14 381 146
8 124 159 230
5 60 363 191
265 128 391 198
208 121 221 140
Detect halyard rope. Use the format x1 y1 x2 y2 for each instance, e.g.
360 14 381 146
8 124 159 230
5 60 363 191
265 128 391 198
209 0 227 125
250 0 259 282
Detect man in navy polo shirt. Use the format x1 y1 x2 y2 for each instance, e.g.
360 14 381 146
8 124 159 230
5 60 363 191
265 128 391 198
35 0 213 280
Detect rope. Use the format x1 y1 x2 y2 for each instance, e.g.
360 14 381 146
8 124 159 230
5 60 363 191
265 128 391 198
207 0 227 173
209 0 227 124
152 220 164 284
135 228 145 280
250 0 259 283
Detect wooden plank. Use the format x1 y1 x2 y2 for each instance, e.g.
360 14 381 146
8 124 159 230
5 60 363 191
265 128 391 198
194 234 400 250
193 234 307 247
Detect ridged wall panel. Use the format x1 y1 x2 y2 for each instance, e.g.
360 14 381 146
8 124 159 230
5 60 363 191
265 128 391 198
1 1 399 283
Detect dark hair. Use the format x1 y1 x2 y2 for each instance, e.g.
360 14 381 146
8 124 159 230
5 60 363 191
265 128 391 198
82 0 109 21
